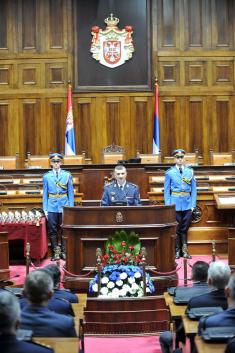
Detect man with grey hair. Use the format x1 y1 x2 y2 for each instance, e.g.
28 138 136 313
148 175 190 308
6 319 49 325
20 270 77 337
101 164 141 206
187 260 230 310
198 271 235 334
0 291 53 353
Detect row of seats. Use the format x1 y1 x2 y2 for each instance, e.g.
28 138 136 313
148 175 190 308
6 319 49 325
0 148 235 169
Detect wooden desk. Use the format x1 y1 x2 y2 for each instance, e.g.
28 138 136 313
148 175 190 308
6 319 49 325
164 292 173 306
182 315 198 335
168 303 187 319
195 335 225 353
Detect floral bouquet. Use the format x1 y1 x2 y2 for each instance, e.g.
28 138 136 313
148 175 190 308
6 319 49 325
89 264 155 298
89 230 155 298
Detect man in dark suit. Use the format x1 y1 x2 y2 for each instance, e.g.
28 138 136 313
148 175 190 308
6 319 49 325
187 260 230 310
0 291 53 353
101 164 141 206
198 271 235 335
20 270 77 337
225 337 235 353
43 264 78 303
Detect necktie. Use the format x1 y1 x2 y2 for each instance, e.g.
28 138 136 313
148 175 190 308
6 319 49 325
179 167 182 174
56 171 58 178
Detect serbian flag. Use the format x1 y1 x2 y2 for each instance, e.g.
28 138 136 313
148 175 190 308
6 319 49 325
65 82 76 155
153 81 160 153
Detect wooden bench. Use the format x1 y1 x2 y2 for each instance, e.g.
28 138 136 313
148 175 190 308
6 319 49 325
33 337 79 353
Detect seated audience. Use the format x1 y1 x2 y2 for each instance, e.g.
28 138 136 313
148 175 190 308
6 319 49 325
20 270 77 337
198 271 235 335
173 260 210 300
0 291 53 353
187 260 230 310
20 268 74 316
225 336 235 353
43 264 78 303
160 261 210 353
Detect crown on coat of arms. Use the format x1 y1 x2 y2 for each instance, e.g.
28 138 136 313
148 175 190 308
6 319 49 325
104 13 119 27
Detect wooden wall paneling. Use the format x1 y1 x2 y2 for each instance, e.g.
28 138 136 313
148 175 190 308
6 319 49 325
45 61 68 88
211 0 233 49
47 98 66 154
212 59 234 88
0 1 8 51
158 58 180 86
106 97 120 149
20 0 37 52
90 97 107 164
215 97 230 151
0 64 13 89
0 100 20 157
119 96 131 158
21 99 41 158
228 96 235 152
185 59 207 86
131 96 153 156
157 0 180 49
18 63 42 89
161 98 178 155
49 0 63 49
184 0 204 48
75 98 92 158
186 97 204 154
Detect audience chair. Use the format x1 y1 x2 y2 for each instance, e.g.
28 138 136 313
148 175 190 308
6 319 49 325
136 151 162 164
63 152 86 165
0 153 19 169
163 149 200 165
209 149 235 165
102 144 125 164
25 153 50 169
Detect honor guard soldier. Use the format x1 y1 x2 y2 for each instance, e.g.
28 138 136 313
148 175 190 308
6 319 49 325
101 164 141 206
164 149 197 259
43 153 74 261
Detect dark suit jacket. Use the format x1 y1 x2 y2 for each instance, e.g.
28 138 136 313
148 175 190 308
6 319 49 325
20 296 74 317
174 282 210 303
187 288 227 310
198 308 235 335
0 335 53 353
225 337 235 353
20 304 77 337
53 289 78 303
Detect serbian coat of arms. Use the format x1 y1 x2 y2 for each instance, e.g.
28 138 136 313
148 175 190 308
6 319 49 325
90 14 134 68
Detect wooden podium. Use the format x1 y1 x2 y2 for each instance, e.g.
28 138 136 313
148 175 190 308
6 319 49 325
62 205 177 292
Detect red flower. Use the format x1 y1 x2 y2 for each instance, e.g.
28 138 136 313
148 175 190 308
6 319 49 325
118 254 122 259
128 245 134 250
113 250 117 254
108 245 114 250
121 241 126 246
113 255 117 260
103 254 109 260
122 250 126 254
116 260 121 264
124 257 129 263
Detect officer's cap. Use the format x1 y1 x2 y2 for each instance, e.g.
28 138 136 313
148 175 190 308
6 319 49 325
172 149 185 157
49 153 64 160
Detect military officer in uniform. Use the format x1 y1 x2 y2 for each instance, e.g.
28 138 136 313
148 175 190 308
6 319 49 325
101 164 141 206
43 153 74 261
164 149 197 259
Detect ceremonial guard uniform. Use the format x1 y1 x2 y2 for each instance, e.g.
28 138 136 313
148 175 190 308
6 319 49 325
43 153 74 260
101 181 141 206
164 149 197 258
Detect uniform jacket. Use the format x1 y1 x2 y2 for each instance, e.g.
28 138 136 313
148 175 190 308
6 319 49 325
43 169 74 213
20 304 77 337
20 296 74 317
0 335 53 353
53 288 78 303
198 307 235 335
187 288 228 310
101 181 141 206
164 165 197 211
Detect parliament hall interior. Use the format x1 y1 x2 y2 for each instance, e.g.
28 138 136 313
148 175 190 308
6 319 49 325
0 1 235 353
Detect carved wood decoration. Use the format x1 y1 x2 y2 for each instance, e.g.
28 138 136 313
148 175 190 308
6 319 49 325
0 1 234 164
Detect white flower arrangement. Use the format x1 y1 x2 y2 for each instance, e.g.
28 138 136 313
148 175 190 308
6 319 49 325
89 265 155 298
